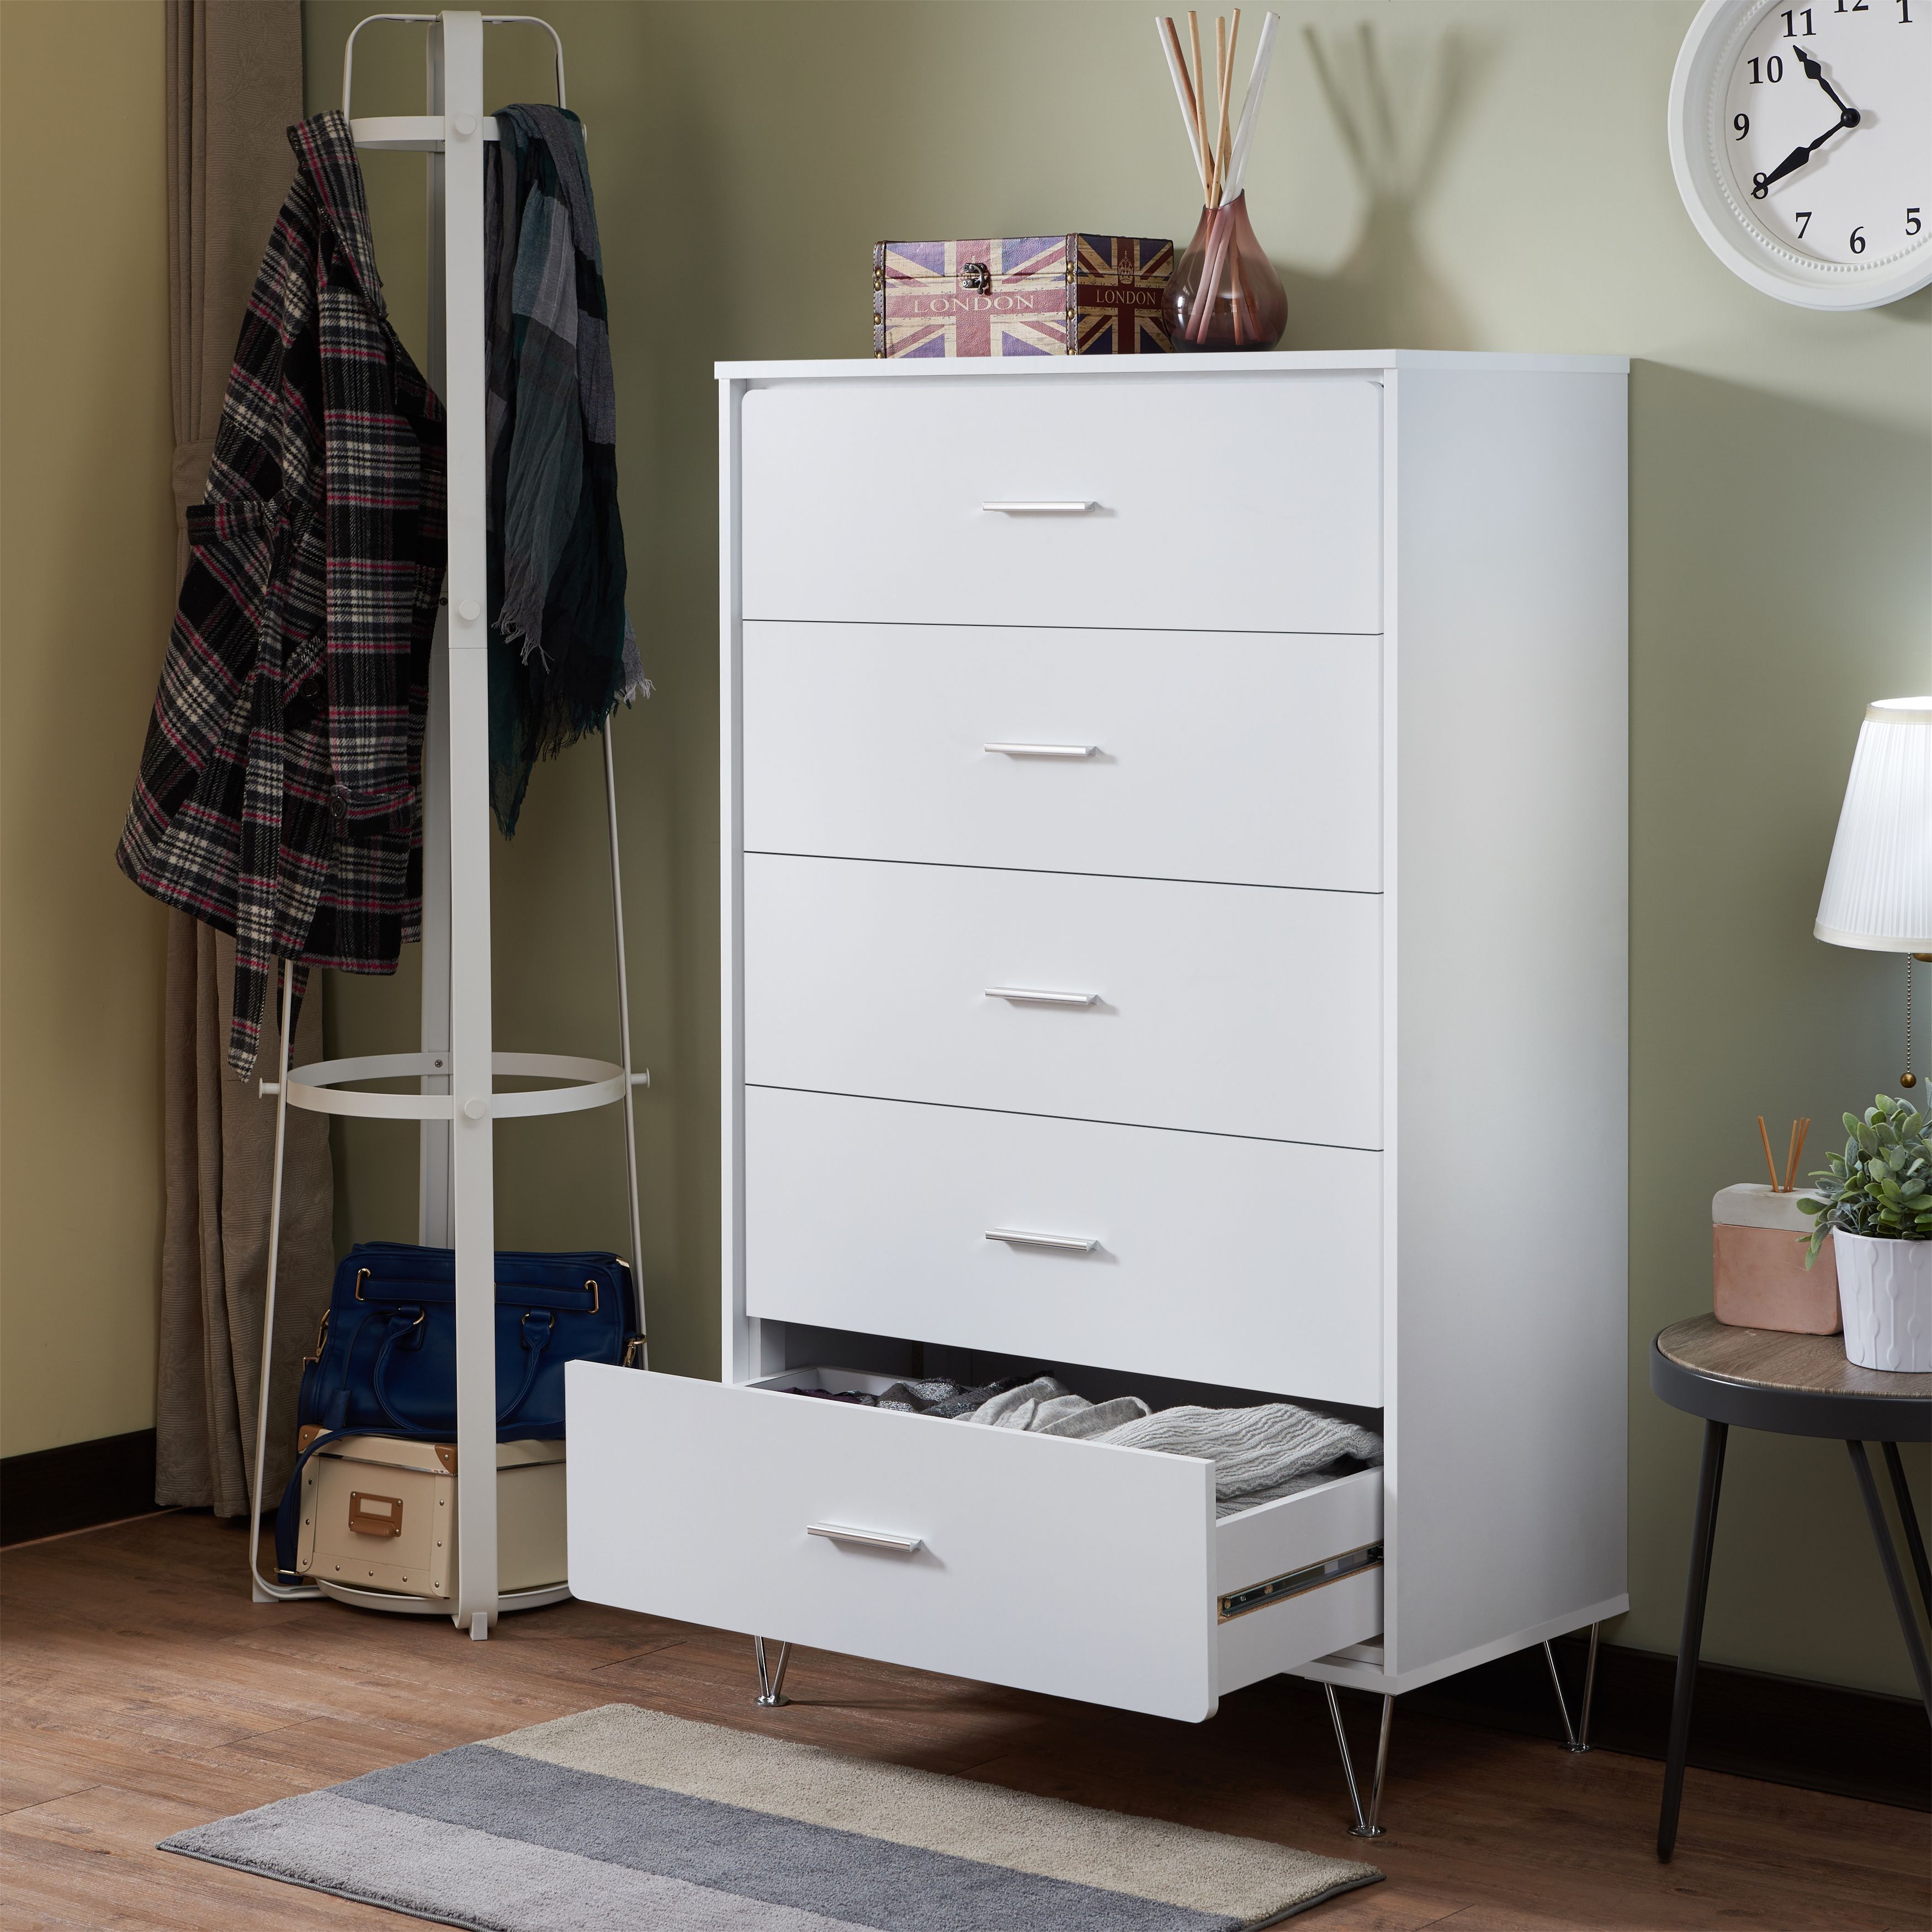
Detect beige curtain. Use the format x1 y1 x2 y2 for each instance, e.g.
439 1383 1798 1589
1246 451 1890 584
155 0 332 1522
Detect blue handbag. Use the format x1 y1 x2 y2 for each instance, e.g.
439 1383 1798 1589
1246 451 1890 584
273 1241 640 1583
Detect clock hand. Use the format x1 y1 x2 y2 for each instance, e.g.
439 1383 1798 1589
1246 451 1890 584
1792 47 1860 124
1750 110 1861 197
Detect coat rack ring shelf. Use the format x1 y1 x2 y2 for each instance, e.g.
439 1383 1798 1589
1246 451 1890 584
263 1052 647 1123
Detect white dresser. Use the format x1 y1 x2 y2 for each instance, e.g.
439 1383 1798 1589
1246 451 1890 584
569 351 1630 1727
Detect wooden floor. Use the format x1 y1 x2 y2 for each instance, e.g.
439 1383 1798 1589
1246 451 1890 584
1 1513 1924 1931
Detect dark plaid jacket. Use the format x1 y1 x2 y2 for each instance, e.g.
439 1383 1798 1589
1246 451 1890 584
119 114 445 1079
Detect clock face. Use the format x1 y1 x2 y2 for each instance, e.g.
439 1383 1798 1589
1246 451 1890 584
1671 0 1932 306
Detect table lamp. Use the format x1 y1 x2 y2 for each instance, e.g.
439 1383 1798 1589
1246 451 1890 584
1814 696 1932 1089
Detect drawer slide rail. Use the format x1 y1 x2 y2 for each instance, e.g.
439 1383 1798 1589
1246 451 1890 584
1219 1542 1382 1622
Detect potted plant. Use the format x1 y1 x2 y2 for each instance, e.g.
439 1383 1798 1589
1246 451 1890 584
1799 1095 1932 1372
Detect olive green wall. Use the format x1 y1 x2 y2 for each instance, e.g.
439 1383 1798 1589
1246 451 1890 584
1 1 174 1458
298 0 1930 1699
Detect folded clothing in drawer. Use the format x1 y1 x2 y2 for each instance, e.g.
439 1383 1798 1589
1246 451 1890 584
792 1368 1144 1436
769 1366 1382 1518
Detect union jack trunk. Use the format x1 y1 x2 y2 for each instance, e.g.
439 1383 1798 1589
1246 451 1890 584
873 235 1172 357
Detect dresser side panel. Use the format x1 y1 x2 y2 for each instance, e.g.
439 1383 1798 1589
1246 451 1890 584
721 378 753 1386
1387 368 1630 1677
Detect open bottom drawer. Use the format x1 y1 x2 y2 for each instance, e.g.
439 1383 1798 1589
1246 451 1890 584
566 1363 1381 1722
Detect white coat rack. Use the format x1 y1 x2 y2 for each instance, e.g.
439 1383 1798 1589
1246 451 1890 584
245 11 646 1639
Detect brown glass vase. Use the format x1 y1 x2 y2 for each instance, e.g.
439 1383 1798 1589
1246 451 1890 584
1161 195 1286 352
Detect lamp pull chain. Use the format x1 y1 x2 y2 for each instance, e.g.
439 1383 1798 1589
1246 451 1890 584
1905 954 1918 1092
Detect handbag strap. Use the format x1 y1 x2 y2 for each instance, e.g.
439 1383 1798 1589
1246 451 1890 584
370 1305 557 1435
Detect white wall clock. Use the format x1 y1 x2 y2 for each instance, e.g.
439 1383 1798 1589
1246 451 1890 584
1669 0 1932 308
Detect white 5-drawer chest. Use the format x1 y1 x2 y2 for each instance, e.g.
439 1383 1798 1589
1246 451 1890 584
570 351 1630 1737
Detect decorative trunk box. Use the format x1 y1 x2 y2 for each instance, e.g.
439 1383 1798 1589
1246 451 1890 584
295 1434 567 1599
873 235 1172 357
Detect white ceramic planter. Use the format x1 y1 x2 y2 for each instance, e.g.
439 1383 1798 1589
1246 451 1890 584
1834 1232 1932 1372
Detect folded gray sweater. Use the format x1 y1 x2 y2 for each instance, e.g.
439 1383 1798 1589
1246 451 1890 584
967 1380 1380 1514
1094 1403 1382 1517
970 1375 1151 1440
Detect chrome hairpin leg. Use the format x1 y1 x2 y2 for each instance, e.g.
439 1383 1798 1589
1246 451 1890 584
753 1636 791 1707
1579 1621 1601 1749
1543 1621 1601 1751
1323 1685 1392 1838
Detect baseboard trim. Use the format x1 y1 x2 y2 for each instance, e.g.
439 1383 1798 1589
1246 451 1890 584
1399 1633 1929 1812
1 1430 162 1547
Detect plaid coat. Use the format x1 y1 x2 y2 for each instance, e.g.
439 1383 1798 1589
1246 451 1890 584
119 114 445 1079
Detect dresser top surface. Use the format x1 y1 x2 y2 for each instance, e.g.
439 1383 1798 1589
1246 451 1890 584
716 349 1630 382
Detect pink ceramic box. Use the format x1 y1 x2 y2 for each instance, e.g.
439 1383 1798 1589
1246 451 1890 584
1712 1183 1839 1333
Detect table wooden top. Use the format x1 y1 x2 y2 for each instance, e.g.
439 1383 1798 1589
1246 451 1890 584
1657 1314 1932 1403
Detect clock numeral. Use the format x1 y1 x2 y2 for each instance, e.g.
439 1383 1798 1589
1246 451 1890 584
1782 7 1814 31
1796 209 1813 235
1850 225 1866 252
1748 52 1786 81
1909 207 1924 235
1901 0 1914 21
1835 0 1870 11
1734 112 1750 137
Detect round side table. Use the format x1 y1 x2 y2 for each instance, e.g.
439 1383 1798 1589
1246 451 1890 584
1649 1314 1931 1862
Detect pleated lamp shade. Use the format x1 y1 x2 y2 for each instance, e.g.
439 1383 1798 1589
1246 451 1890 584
1814 697 1932 952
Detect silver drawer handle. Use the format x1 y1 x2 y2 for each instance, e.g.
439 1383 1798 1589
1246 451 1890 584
985 1227 1100 1252
984 742 1099 760
806 1522 923 1553
981 500 1095 515
985 986 1097 1007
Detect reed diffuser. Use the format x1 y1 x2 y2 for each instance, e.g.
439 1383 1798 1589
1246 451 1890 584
1156 9 1287 351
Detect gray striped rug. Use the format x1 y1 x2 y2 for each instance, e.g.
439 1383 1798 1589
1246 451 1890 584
161 1702 1382 1929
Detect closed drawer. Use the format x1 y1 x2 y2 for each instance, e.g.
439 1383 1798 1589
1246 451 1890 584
744 854 1382 1148
744 1087 1382 1406
566 1360 1383 1722
739 374 1382 633
744 623 1381 891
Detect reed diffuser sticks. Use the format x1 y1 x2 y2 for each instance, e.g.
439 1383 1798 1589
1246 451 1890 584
1155 9 1282 346
1786 1116 1812 1192
1756 1114 1813 1192
1156 9 1279 209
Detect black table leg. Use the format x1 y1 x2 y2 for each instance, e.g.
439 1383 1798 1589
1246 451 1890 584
1848 1441 1932 1718
1658 1418 1727 1864
1880 1441 1931 1630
